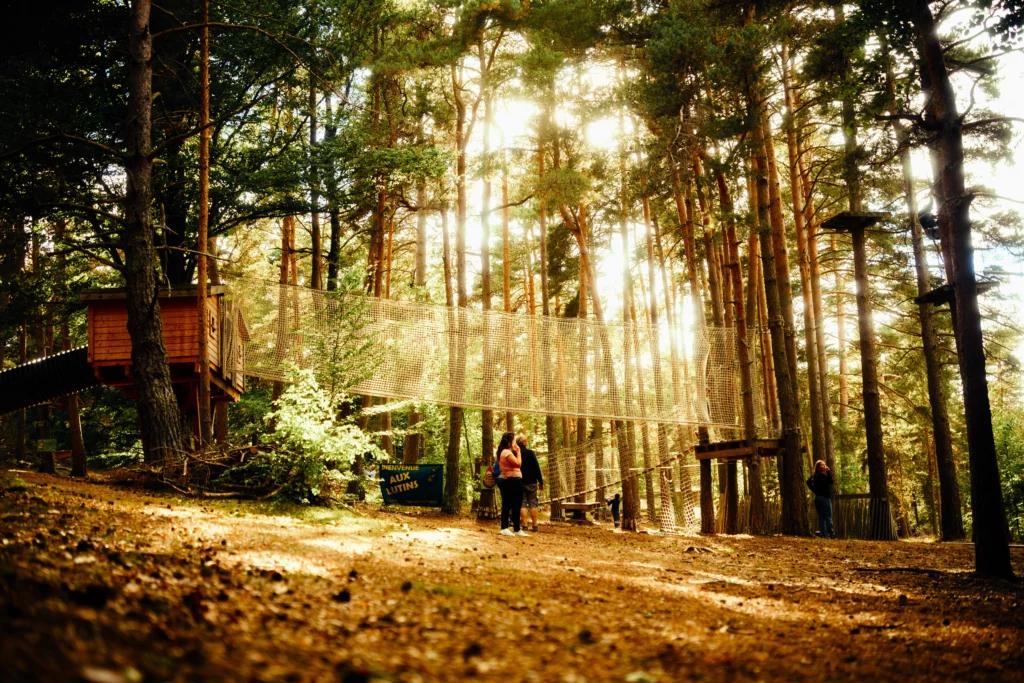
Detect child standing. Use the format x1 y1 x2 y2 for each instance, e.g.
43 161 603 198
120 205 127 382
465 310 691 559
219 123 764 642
607 493 621 529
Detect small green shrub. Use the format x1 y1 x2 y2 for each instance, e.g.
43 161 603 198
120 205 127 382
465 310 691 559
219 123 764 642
217 370 381 503
87 443 144 470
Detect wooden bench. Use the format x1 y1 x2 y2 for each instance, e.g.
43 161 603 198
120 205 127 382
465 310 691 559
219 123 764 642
53 450 73 461
559 501 603 522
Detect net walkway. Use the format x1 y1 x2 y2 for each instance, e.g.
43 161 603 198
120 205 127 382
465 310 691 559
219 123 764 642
227 278 770 430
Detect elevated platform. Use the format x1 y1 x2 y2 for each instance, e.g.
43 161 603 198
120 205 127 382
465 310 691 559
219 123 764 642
914 279 998 306
820 211 888 232
693 438 802 462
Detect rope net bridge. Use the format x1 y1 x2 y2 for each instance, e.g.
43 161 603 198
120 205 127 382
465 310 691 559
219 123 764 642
226 279 778 531
228 279 774 428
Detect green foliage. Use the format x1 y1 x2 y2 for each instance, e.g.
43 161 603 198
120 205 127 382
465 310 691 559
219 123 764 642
992 408 1024 540
316 267 384 401
228 388 275 446
218 370 382 503
87 444 144 471
76 386 141 457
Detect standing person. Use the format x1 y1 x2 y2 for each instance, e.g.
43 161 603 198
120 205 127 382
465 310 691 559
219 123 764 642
807 460 835 538
496 432 527 536
517 434 544 532
607 493 621 529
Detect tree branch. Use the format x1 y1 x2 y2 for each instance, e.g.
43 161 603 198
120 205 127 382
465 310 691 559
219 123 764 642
149 91 273 159
0 132 123 162
961 116 1024 133
35 202 125 224
491 192 536 212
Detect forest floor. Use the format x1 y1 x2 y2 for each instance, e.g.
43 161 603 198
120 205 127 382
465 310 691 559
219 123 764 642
1 471 1022 683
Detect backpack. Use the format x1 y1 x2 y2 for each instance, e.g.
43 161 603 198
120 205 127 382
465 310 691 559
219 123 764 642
482 458 501 489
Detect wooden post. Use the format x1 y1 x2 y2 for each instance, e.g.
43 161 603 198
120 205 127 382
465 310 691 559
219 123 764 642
700 459 714 534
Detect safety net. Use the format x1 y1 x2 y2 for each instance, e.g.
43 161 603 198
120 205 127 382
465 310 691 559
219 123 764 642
226 278 773 431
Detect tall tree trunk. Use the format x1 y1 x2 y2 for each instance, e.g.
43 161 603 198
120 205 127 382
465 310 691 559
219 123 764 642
443 64 468 515
16 324 27 460
886 65 964 541
538 133 563 522
715 167 766 533
670 160 713 532
833 233 849 423
914 1 1012 577
502 158 514 431
747 172 780 431
762 121 801 414
793 92 838 474
53 219 87 476
325 95 342 292
576 206 590 506
615 128 645 530
620 192 655 525
653 208 696 525
479 39 494 489
196 0 212 447
208 237 228 442
840 79 894 541
782 49 827 473
272 218 291 402
124 0 186 463
309 73 322 291
32 233 54 475
404 179 429 464
693 158 738 534
567 217 640 531
643 197 677 532
752 110 808 536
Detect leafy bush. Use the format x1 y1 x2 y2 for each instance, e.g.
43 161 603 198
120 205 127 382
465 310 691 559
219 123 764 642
228 387 274 445
217 370 381 503
87 442 144 470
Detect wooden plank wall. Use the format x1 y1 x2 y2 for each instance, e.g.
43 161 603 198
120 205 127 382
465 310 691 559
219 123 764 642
88 297 220 371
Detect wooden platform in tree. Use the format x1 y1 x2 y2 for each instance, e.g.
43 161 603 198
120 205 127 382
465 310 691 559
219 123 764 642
820 211 888 232
914 279 998 306
693 438 801 462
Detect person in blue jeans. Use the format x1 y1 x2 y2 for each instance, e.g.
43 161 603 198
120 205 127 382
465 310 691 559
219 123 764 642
806 460 835 538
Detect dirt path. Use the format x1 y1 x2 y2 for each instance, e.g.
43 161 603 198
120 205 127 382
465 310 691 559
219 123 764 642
1 472 1022 682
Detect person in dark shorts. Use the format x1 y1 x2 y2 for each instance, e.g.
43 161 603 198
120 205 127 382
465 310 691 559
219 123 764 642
806 460 835 538
516 434 544 532
607 493 621 528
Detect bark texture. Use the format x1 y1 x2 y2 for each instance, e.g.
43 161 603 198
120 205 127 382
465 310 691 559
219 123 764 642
123 0 186 463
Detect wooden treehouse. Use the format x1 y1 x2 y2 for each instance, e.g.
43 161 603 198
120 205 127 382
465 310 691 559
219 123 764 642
81 286 247 435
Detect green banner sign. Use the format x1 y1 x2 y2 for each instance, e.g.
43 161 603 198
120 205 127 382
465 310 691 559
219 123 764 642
36 439 57 452
378 464 443 507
